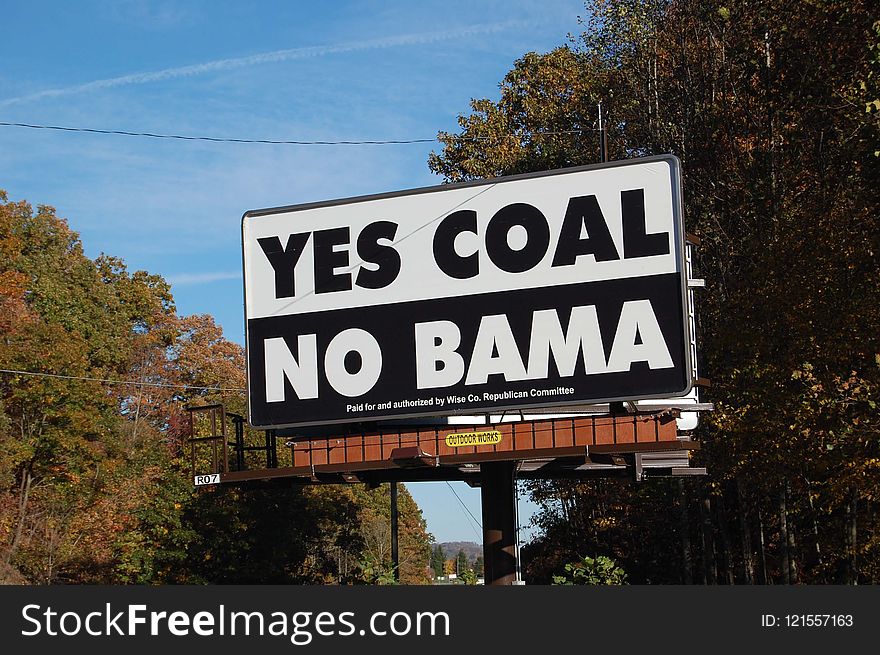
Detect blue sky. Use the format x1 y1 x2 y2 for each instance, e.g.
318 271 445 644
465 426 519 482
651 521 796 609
0 0 586 543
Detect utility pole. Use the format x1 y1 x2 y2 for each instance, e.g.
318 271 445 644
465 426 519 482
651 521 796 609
514 477 524 584
390 481 399 582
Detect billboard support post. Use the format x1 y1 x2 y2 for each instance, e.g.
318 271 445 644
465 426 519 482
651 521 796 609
481 461 518 585
225 154 710 584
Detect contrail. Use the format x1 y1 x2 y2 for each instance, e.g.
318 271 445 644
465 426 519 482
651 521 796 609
0 21 523 108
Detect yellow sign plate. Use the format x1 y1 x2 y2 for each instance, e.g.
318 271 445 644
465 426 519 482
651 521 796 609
445 430 502 448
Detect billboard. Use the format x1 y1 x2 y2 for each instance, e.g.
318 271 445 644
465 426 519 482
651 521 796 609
242 155 691 428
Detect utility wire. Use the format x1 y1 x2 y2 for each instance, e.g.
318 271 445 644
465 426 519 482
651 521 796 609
445 481 483 541
0 120 596 146
269 182 499 318
0 368 671 426
0 368 244 392
0 121 432 145
0 369 674 427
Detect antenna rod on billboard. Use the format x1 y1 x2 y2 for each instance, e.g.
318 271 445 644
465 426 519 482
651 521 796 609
598 102 624 417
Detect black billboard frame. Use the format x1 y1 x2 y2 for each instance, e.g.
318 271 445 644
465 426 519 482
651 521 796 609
241 154 693 430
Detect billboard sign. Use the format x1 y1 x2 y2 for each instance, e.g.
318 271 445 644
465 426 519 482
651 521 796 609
242 155 691 428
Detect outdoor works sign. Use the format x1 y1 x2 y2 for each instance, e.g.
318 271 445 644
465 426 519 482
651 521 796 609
242 155 692 428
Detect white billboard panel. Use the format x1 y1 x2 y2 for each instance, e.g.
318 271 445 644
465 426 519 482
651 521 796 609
242 155 691 428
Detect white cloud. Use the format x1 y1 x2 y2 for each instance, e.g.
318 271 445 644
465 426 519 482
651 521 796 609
0 21 525 108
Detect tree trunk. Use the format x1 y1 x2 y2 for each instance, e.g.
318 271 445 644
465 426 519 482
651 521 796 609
736 477 755 584
845 487 858 585
869 499 875 585
758 498 770 584
787 517 799 584
130 381 144 447
803 475 822 567
779 486 790 584
678 479 693 584
715 490 735 585
757 503 769 584
786 482 799 584
8 468 34 564
779 481 799 584
699 488 717 585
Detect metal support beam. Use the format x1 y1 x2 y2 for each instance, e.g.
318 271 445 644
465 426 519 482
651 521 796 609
633 452 645 482
480 461 518 585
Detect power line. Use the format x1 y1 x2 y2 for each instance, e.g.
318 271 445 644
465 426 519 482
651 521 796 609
0 120 597 146
0 121 435 145
0 368 244 392
0 368 676 428
445 481 483 541
269 182 499 318
0 367 670 426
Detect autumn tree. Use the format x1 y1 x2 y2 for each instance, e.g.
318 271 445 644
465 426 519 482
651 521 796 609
0 191 434 585
432 0 879 583
0 195 184 581
349 484 432 585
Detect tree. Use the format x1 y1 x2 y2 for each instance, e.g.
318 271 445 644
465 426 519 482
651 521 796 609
552 555 628 585
431 544 446 578
431 0 880 584
428 47 611 182
456 548 468 575
0 194 192 582
459 568 479 585
0 191 436 585
349 484 432 585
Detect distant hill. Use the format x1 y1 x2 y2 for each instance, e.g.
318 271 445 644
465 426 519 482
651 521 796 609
438 541 482 563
